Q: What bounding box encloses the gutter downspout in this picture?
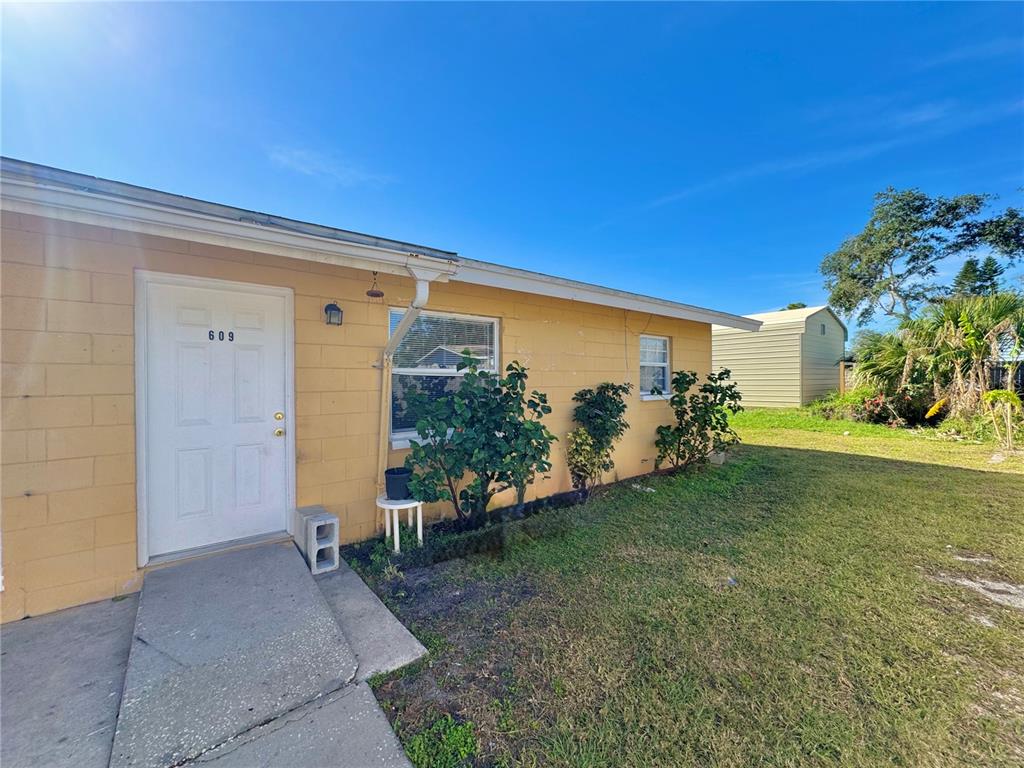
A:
[375,269,436,499]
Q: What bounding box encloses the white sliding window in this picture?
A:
[389,308,499,439]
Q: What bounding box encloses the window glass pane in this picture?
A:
[390,310,495,370]
[640,364,667,394]
[391,374,461,434]
[640,337,668,364]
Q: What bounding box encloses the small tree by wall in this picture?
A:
[571,382,633,484]
[655,369,743,470]
[404,357,555,520]
[565,428,602,496]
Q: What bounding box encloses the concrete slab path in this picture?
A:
[109,541,359,768]
[2,541,420,768]
[0,594,138,768]
[316,562,427,682]
[191,683,410,767]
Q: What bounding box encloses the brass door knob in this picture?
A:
[274,411,285,421]
[274,428,285,437]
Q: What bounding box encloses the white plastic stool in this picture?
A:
[375,495,423,553]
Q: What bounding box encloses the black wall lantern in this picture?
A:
[324,301,343,326]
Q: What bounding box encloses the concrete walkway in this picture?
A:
[2,541,421,768]
[0,594,138,768]
[316,562,427,683]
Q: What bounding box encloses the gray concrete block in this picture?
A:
[110,541,358,768]
[316,562,427,682]
[0,594,138,768]
[295,506,340,575]
[193,683,412,767]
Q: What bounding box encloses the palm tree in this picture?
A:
[854,330,921,392]
[909,292,1024,415]
[854,292,1024,417]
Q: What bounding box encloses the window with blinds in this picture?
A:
[639,335,670,395]
[389,309,498,436]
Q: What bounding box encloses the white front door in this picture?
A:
[142,276,292,558]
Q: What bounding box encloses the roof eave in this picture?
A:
[455,258,762,330]
[0,157,760,331]
[0,171,459,281]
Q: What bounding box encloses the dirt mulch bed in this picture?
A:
[370,557,541,764]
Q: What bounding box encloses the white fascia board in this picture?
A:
[454,258,762,331]
[0,178,459,280]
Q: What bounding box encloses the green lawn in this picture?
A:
[371,409,1024,767]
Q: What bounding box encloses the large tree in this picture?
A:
[953,255,1006,296]
[952,258,982,295]
[977,255,1006,294]
[821,188,1023,323]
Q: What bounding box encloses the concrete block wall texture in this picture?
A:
[0,210,710,621]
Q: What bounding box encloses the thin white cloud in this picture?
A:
[804,96,956,132]
[268,147,393,187]
[646,137,904,208]
[643,99,1023,209]
[916,37,1023,70]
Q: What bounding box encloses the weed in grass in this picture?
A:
[404,714,477,768]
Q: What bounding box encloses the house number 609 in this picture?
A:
[208,330,235,341]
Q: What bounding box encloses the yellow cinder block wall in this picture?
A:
[0,210,710,622]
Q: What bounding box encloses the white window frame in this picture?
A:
[389,307,500,446]
[639,334,671,401]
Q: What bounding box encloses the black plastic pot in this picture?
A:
[384,467,413,501]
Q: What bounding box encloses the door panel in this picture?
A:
[146,280,289,557]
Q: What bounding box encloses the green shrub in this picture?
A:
[812,384,934,426]
[935,413,997,443]
[810,387,875,421]
[571,382,632,480]
[654,369,742,470]
[405,714,477,768]
[565,427,602,494]
[404,358,554,520]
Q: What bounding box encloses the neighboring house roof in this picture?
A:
[414,345,491,366]
[0,157,760,331]
[996,333,1023,363]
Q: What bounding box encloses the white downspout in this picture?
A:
[376,272,433,498]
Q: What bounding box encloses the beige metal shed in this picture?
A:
[712,306,848,407]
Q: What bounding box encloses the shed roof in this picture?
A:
[744,305,832,324]
[714,305,847,339]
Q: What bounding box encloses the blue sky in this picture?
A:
[3,2,1022,335]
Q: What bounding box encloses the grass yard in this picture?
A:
[369,409,1024,767]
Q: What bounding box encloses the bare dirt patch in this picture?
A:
[370,558,540,761]
[936,574,1024,611]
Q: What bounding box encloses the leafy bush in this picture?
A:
[861,384,933,427]
[405,714,477,768]
[935,413,997,443]
[810,387,876,421]
[654,369,743,470]
[565,427,602,494]
[404,358,555,520]
[571,382,632,481]
[812,384,934,426]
